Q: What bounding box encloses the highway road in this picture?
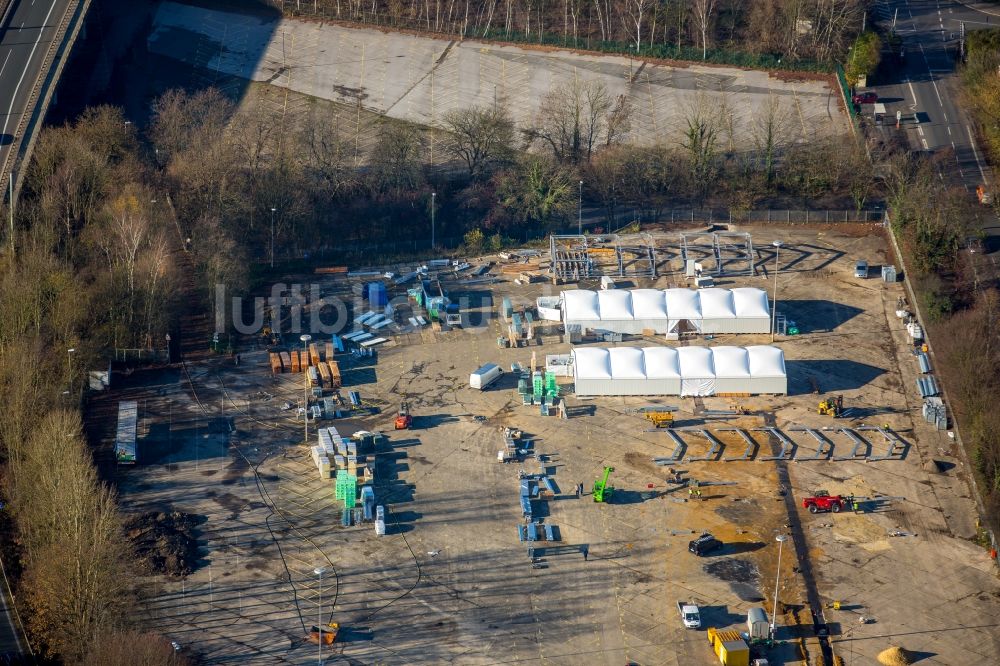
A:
[869,0,1000,246]
[0,0,71,188]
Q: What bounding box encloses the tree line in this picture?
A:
[0,106,187,662]
[271,0,867,66]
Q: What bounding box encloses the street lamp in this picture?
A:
[314,566,327,666]
[430,192,436,249]
[770,240,783,342]
[578,180,583,235]
[270,207,277,268]
[771,534,787,639]
[301,334,312,444]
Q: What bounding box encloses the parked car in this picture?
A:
[688,532,723,556]
[852,91,878,105]
[854,260,868,278]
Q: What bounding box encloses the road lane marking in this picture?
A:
[921,138,928,149]
[947,126,951,136]
[0,51,10,80]
[917,126,924,136]
[967,126,987,182]
[1,0,59,143]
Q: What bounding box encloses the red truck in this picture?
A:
[802,491,849,514]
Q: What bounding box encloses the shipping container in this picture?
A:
[309,343,321,366]
[115,401,138,465]
[328,361,342,388]
[280,351,292,369]
[269,352,283,374]
[291,351,301,373]
[325,341,334,360]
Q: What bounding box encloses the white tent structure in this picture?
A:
[572,345,787,396]
[561,287,770,335]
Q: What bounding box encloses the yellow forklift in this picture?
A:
[818,395,844,417]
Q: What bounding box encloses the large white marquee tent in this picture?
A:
[572,345,787,396]
[561,288,771,335]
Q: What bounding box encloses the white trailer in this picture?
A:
[470,363,504,390]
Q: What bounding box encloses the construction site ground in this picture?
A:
[89,224,1000,665]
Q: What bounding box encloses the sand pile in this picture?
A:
[877,646,915,666]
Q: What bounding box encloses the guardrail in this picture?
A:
[1,0,90,205]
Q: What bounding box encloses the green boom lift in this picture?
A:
[592,467,615,503]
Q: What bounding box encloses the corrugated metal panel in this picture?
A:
[916,351,932,374]
[917,376,940,398]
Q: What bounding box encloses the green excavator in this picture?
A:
[592,466,615,503]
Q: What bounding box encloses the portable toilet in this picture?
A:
[747,607,769,641]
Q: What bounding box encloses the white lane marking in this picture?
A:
[0,51,10,80]
[947,126,952,136]
[1,1,59,143]
[906,79,919,110]
[921,138,928,149]
[943,112,948,122]
[967,126,987,182]
[917,126,925,136]
[18,22,23,31]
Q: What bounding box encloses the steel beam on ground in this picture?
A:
[756,427,796,461]
[789,427,834,461]
[833,428,871,461]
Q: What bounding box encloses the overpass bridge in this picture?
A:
[0,0,91,225]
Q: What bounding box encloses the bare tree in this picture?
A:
[679,95,722,199]
[367,121,426,193]
[604,94,633,147]
[527,78,614,163]
[750,94,792,183]
[442,105,517,178]
[691,0,719,60]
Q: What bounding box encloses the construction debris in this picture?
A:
[877,646,916,666]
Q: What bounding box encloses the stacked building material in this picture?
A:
[280,351,292,369]
[317,361,332,384]
[327,361,342,388]
[325,341,335,360]
[309,343,321,366]
[291,351,301,373]
[269,352,283,373]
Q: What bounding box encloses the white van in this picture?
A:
[470,363,503,390]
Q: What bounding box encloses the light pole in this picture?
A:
[430,192,436,249]
[301,334,312,444]
[270,207,277,268]
[314,566,326,665]
[771,534,787,639]
[578,180,583,235]
[770,240,783,342]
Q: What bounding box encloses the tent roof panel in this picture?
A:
[596,290,635,320]
[607,347,647,378]
[664,289,703,319]
[563,290,601,320]
[631,289,669,319]
[572,347,612,379]
[677,346,715,378]
[641,347,681,378]
[711,346,751,377]
[699,288,737,319]
[746,345,787,376]
[731,288,771,319]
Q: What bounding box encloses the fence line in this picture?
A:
[268,208,883,262]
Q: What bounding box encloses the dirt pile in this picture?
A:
[124,511,201,577]
[877,646,915,666]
